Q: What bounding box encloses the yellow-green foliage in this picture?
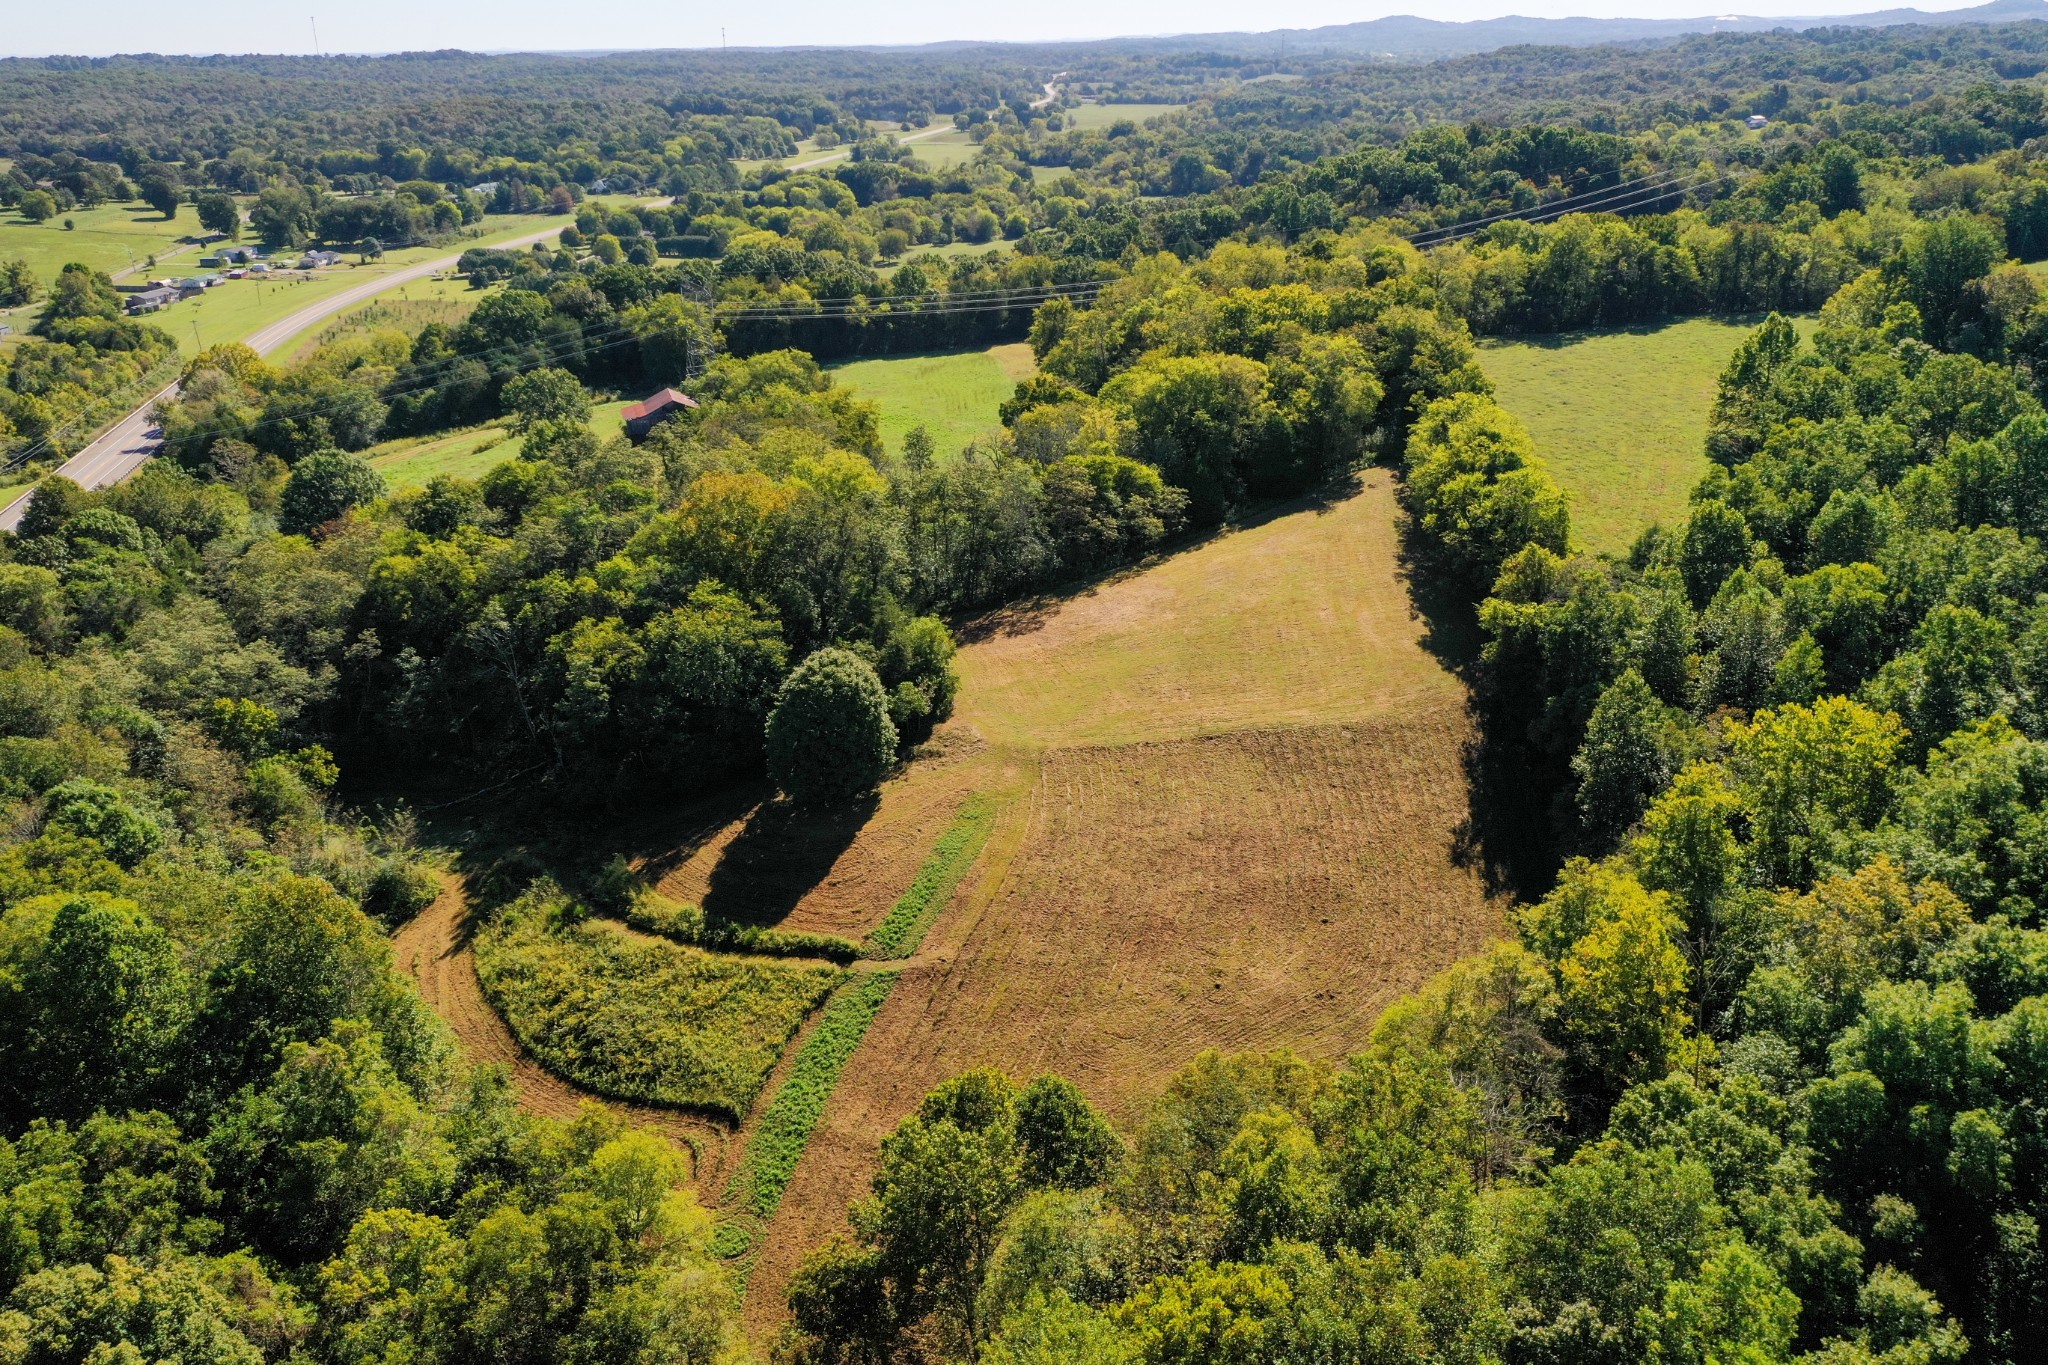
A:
[474,885,843,1119]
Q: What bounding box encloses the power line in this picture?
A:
[1416,168,1738,248]
[1405,166,1695,245]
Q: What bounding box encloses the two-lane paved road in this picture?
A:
[0,220,578,531]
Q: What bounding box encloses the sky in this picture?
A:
[0,0,1999,57]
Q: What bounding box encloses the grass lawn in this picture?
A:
[590,396,632,440]
[0,200,210,287]
[1063,102,1187,130]
[1477,314,1813,555]
[367,426,516,490]
[826,343,1034,459]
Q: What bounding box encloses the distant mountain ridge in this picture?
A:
[1147,0,2048,58]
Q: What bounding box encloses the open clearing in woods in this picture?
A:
[1477,315,1814,554]
[825,342,1036,460]
[394,465,1502,1332]
[734,468,1502,1327]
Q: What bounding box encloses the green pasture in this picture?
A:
[367,397,634,491]
[896,239,1016,268]
[1477,314,1813,555]
[826,342,1035,459]
[1062,102,1187,130]
[0,199,210,287]
[367,425,516,491]
[906,129,983,169]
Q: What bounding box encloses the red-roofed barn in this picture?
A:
[621,388,699,442]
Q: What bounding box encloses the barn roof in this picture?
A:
[621,388,700,421]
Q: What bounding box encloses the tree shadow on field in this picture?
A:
[1501,311,1786,353]
[1453,732,1568,903]
[1390,478,1562,901]
[696,793,879,928]
[1392,500,1484,677]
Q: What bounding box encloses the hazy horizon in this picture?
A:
[0,0,2002,60]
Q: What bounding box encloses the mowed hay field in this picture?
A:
[1478,315,1809,554]
[826,342,1036,459]
[738,468,1504,1326]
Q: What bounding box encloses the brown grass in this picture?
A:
[743,711,1503,1321]
[958,470,1462,747]
[646,755,990,942]
[734,471,1504,1329]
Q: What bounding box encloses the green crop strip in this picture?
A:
[723,969,899,1221]
[862,794,996,959]
[712,794,995,1275]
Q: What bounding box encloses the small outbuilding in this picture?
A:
[1746,114,1769,130]
[621,387,700,441]
[126,286,179,314]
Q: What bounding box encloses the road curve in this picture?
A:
[0,220,574,531]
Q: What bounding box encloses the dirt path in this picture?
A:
[393,877,729,1172]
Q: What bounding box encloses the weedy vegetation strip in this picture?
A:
[626,891,863,963]
[863,794,996,958]
[723,970,901,1221]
